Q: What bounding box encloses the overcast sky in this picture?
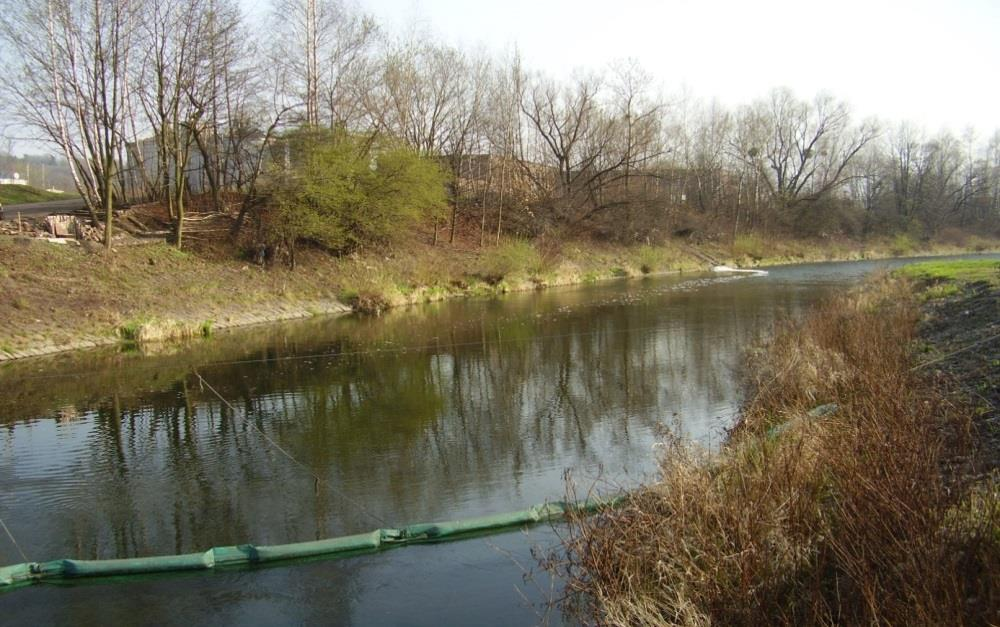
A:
[365,0,998,135]
[7,0,996,156]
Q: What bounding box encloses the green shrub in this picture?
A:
[265,127,449,264]
[118,317,150,341]
[477,240,543,283]
[637,245,661,274]
[890,233,919,256]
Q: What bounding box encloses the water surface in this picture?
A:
[2,255,994,625]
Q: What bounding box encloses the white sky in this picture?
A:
[8,0,997,156]
[366,0,999,135]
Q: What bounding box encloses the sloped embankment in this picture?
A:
[551,272,999,626]
[912,262,1000,472]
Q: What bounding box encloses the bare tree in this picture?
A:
[913,132,982,232]
[270,0,375,128]
[846,138,888,217]
[478,51,523,245]
[684,101,732,217]
[607,59,663,195]
[734,89,878,217]
[138,0,218,248]
[518,66,666,238]
[887,123,923,219]
[366,38,465,155]
[1,0,141,249]
[987,131,1000,219]
[183,0,252,214]
[520,72,602,200]
[442,51,490,243]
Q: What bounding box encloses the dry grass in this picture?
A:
[0,238,343,352]
[551,277,1000,626]
[1,219,995,355]
[0,232,706,353]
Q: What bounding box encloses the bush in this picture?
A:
[936,226,969,247]
[732,233,767,260]
[345,290,390,316]
[265,127,448,265]
[637,245,663,274]
[966,235,994,252]
[792,200,866,238]
[629,244,690,274]
[476,240,543,283]
[890,232,920,256]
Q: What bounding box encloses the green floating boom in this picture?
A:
[0,499,617,592]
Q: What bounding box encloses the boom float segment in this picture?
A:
[0,499,616,591]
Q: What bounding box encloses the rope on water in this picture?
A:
[0,516,29,564]
[193,369,389,528]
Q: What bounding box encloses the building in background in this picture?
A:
[0,172,28,186]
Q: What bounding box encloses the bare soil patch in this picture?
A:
[918,281,1000,472]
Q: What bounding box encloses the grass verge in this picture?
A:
[0,184,74,204]
[0,228,996,358]
[895,258,1000,286]
[551,275,999,625]
[0,235,704,356]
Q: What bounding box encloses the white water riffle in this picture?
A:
[712,265,769,276]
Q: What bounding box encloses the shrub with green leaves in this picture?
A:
[890,232,919,256]
[477,240,543,283]
[266,128,448,264]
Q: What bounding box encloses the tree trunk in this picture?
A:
[103,159,115,251]
[495,157,506,245]
[175,188,184,250]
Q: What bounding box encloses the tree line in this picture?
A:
[1,0,997,253]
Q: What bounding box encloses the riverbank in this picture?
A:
[552,260,999,625]
[0,230,997,362]
[903,260,1000,473]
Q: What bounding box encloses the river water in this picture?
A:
[1,255,994,625]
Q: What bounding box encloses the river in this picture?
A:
[1,255,993,625]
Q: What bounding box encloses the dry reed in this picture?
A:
[550,277,1000,626]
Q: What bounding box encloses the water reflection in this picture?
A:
[4,255,992,625]
[0,271,805,563]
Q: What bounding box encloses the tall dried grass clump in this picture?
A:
[552,277,999,626]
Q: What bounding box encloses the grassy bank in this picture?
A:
[0,229,997,361]
[0,234,707,359]
[0,184,74,204]
[896,258,1000,299]
[725,230,998,266]
[553,268,999,625]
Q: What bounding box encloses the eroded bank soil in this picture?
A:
[919,281,1000,471]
